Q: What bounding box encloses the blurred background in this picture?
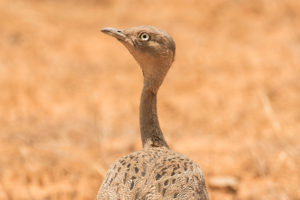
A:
[0,0,299,199]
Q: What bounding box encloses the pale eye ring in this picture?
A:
[140,32,150,41]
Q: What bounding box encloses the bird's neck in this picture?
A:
[140,84,169,149]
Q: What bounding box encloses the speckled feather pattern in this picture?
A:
[97,147,209,200]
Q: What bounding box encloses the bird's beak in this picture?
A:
[101,27,127,41]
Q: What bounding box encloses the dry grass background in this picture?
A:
[0,0,299,199]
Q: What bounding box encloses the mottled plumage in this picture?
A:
[97,26,209,200]
[97,148,208,200]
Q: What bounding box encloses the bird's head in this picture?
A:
[101,25,176,92]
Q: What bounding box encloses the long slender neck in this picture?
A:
[140,84,169,149]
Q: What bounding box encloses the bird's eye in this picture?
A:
[140,32,150,41]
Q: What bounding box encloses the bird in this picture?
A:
[97,25,209,200]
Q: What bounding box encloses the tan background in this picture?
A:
[0,0,299,199]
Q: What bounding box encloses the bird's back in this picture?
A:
[97,147,209,200]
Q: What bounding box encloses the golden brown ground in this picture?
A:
[0,0,299,199]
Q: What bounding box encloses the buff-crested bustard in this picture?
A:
[97,25,209,200]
